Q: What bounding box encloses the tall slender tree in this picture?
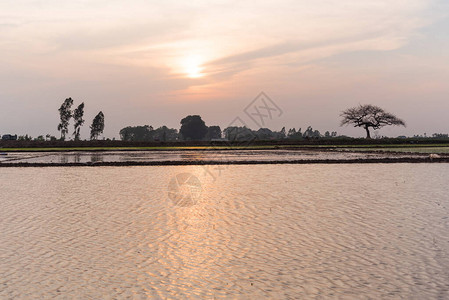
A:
[57,98,74,140]
[73,102,85,141]
[90,111,105,140]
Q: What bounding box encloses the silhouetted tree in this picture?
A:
[280,127,286,139]
[287,128,303,139]
[287,128,296,137]
[90,111,105,140]
[223,126,255,141]
[256,128,274,140]
[340,104,405,138]
[432,133,449,138]
[73,102,85,140]
[206,126,222,140]
[119,125,178,141]
[18,134,32,141]
[303,126,321,138]
[57,97,73,140]
[153,126,178,141]
[120,125,153,141]
[179,115,208,141]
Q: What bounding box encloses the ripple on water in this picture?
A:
[0,164,449,298]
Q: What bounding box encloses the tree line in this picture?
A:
[3,103,442,142]
[117,104,411,141]
[119,115,339,141]
[57,98,105,140]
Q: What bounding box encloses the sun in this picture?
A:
[182,55,204,78]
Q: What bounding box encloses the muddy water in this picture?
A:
[1,164,449,298]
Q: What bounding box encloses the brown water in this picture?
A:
[1,164,449,299]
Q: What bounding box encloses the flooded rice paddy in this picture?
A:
[1,148,448,165]
[1,163,449,298]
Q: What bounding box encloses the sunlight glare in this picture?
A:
[183,55,204,78]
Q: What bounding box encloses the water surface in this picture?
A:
[0,149,439,165]
[1,164,448,298]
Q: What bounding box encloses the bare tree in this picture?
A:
[340,104,405,138]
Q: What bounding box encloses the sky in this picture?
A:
[0,0,448,139]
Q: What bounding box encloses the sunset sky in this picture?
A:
[1,0,448,138]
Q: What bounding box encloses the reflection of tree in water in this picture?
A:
[180,152,207,161]
[90,153,104,163]
[74,153,81,163]
[59,154,69,164]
